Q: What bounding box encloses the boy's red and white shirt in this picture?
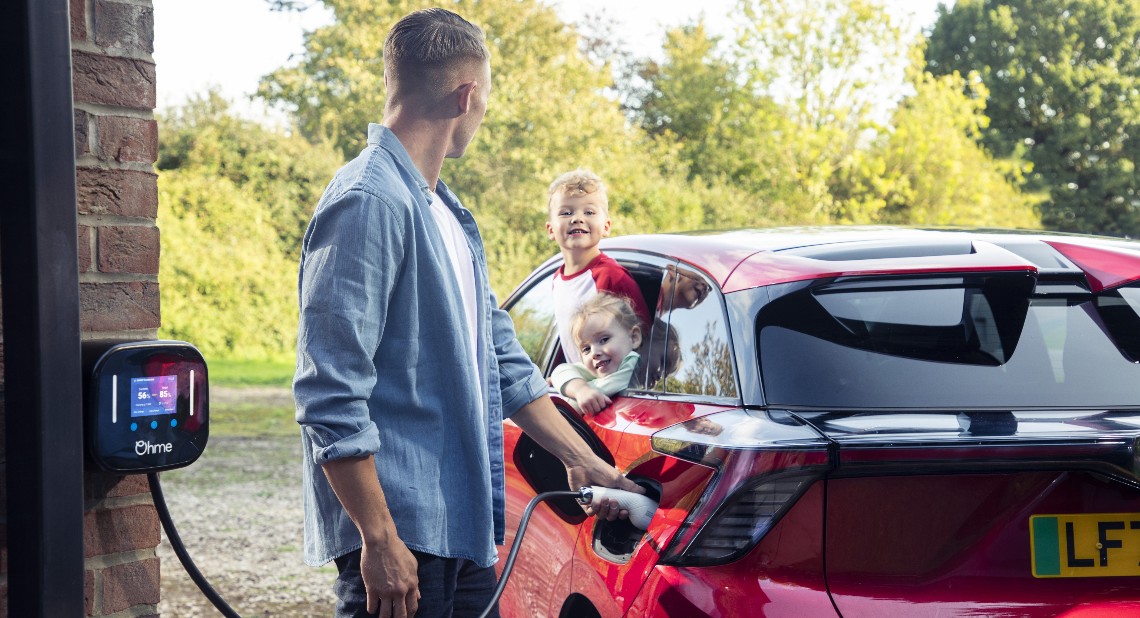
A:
[551,252,652,363]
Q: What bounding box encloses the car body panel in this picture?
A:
[499,227,1140,617]
[500,418,583,618]
[631,482,833,618]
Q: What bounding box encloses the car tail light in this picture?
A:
[651,409,832,566]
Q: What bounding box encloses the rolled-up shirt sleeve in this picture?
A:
[294,187,405,463]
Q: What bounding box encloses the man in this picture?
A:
[293,8,642,618]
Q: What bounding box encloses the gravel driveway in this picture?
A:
[156,388,337,617]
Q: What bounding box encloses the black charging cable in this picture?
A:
[478,489,583,618]
[148,472,243,618]
[150,474,583,618]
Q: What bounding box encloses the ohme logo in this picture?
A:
[136,440,173,456]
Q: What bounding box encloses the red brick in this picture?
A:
[78,224,93,273]
[83,504,160,558]
[86,472,150,501]
[95,116,157,165]
[71,0,87,42]
[79,281,160,332]
[72,51,155,109]
[99,558,160,614]
[85,569,95,617]
[76,168,158,218]
[95,0,153,54]
[75,108,90,158]
[97,225,159,274]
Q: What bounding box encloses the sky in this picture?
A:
[152,0,951,117]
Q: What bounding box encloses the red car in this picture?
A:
[498,227,1140,617]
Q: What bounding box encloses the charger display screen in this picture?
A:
[130,375,178,417]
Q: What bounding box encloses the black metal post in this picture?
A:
[0,0,87,615]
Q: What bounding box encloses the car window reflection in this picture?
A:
[656,266,738,398]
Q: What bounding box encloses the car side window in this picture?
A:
[505,272,558,373]
[656,265,738,398]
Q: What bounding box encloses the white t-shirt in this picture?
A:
[428,191,483,412]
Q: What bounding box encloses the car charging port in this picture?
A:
[591,478,661,563]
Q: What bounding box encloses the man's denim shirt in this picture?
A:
[294,124,547,568]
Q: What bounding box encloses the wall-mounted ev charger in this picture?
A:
[82,339,242,616]
[82,339,208,473]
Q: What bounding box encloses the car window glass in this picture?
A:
[1095,285,1140,361]
[506,274,558,372]
[656,266,737,398]
[757,274,1140,408]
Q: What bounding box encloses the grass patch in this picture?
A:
[211,402,297,438]
[210,358,295,387]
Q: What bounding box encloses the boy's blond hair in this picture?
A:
[546,168,608,212]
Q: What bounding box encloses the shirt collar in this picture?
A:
[367,123,461,209]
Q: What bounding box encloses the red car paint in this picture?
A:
[498,228,1140,617]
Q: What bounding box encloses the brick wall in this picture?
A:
[72,0,163,615]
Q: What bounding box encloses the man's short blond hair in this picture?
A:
[383,8,491,105]
[546,168,608,211]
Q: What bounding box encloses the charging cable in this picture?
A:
[148,472,242,618]
[478,486,659,618]
[150,473,656,618]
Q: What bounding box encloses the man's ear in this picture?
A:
[457,80,478,114]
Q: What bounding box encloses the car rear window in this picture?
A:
[757,274,1140,408]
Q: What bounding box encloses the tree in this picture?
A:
[158,91,342,262]
[831,44,1042,227]
[629,22,805,223]
[259,0,754,294]
[926,0,1140,236]
[157,94,342,360]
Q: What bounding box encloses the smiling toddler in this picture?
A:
[550,292,643,414]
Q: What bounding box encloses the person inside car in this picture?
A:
[551,293,643,414]
[544,169,652,364]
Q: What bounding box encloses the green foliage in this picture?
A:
[832,45,1042,226]
[159,92,342,262]
[260,0,746,296]
[159,170,298,359]
[631,23,802,218]
[925,0,1140,236]
[157,94,342,360]
[626,0,1037,229]
[210,358,297,387]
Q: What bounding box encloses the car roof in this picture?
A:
[599,226,1140,294]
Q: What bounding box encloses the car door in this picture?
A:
[499,264,587,618]
[572,261,745,617]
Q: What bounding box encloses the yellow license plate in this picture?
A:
[1031,513,1140,578]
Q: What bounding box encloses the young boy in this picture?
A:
[545,169,652,363]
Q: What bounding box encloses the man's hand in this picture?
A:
[510,395,644,522]
[566,457,644,521]
[361,536,420,618]
[564,379,612,415]
[321,455,420,617]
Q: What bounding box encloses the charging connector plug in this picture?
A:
[576,486,659,530]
